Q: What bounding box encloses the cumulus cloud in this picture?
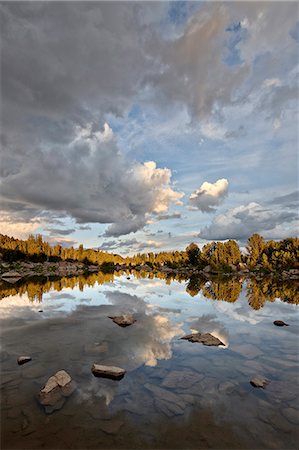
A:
[189,179,229,212]
[1,1,297,240]
[1,123,182,236]
[0,3,183,237]
[199,201,298,241]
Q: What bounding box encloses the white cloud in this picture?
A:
[1,126,182,237]
[0,212,41,239]
[200,121,227,141]
[189,178,229,212]
[199,201,298,241]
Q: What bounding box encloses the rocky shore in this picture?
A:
[1,259,298,284]
[0,261,100,282]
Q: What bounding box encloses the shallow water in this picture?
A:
[1,272,298,449]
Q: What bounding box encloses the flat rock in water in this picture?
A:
[108,315,136,327]
[273,320,289,327]
[17,356,32,365]
[91,364,126,380]
[250,377,270,388]
[181,332,225,346]
[38,370,76,413]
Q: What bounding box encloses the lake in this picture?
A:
[1,272,298,449]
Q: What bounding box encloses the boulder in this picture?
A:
[250,377,270,388]
[91,364,126,380]
[38,370,76,414]
[181,332,225,346]
[108,315,136,327]
[1,271,22,278]
[273,320,289,327]
[17,356,32,366]
[203,265,211,273]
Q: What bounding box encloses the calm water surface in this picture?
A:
[1,272,298,449]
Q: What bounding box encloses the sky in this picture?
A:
[0,1,298,255]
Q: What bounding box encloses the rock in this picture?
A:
[273,320,289,327]
[17,356,32,366]
[203,265,211,273]
[232,343,263,359]
[281,407,299,425]
[38,370,76,413]
[54,370,72,387]
[0,350,9,363]
[161,370,200,389]
[126,277,130,280]
[108,315,136,327]
[83,342,108,355]
[98,419,124,435]
[181,332,225,346]
[1,270,22,279]
[144,383,186,417]
[265,381,297,402]
[45,397,66,414]
[38,310,43,313]
[250,377,270,388]
[218,381,238,394]
[91,364,126,380]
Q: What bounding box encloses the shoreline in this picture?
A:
[1,260,299,283]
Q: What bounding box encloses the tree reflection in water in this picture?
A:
[0,270,298,308]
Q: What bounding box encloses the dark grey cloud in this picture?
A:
[46,228,76,236]
[156,213,182,220]
[99,237,161,253]
[99,238,138,252]
[269,191,299,209]
[78,225,92,231]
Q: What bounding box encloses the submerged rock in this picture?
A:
[91,364,126,380]
[181,332,225,346]
[144,383,187,417]
[17,356,32,366]
[250,377,271,388]
[161,370,200,389]
[273,320,289,327]
[98,418,124,435]
[38,370,76,414]
[108,315,136,327]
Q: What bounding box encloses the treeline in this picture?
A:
[0,233,298,272]
[185,234,299,272]
[0,234,124,265]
